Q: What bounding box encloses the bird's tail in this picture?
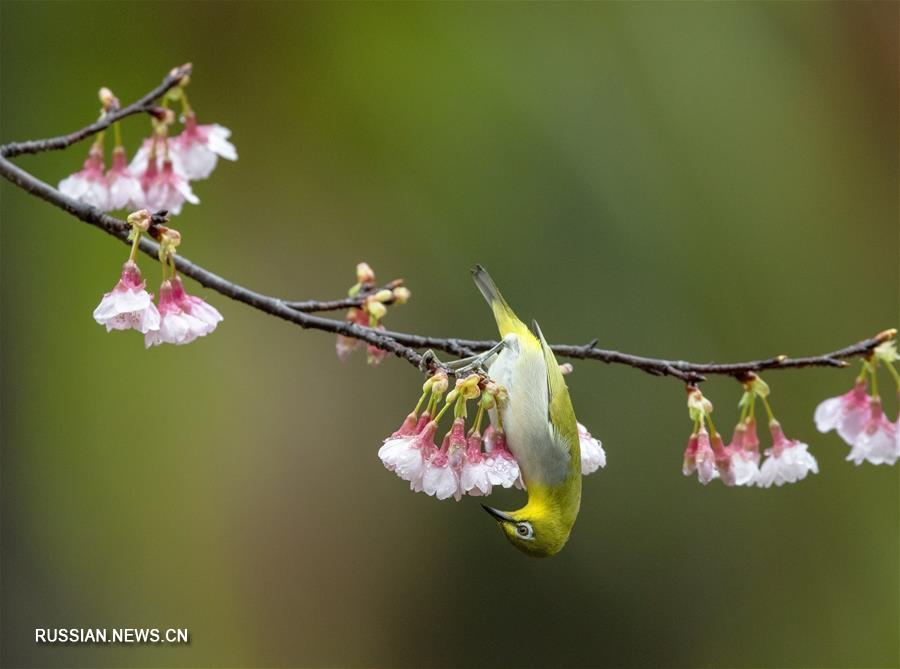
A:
[471,265,531,339]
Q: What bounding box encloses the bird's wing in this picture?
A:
[533,320,579,454]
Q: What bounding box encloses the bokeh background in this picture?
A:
[2,2,897,668]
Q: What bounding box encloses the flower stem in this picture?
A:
[705,413,719,439]
[760,395,776,423]
[412,391,428,418]
[180,88,193,117]
[453,395,466,420]
[433,398,454,425]
[113,121,122,148]
[128,230,142,263]
[885,362,900,391]
[870,363,879,398]
[469,404,485,436]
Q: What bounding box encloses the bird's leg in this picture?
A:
[419,340,506,375]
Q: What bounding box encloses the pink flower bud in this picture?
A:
[392,286,411,304]
[126,208,152,231]
[356,262,375,285]
[365,298,387,320]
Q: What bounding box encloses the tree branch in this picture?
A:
[0,65,892,385]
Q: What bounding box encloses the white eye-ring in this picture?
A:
[515,522,534,540]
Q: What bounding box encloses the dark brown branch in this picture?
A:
[0,64,893,385]
[0,64,192,158]
[285,279,405,312]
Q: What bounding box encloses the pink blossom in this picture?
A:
[143,159,199,215]
[144,276,222,347]
[683,426,718,484]
[335,308,368,362]
[459,430,493,496]
[483,427,522,489]
[388,420,437,491]
[170,113,237,180]
[847,397,898,466]
[92,261,160,333]
[105,146,144,210]
[391,412,420,438]
[335,335,358,362]
[682,432,699,476]
[128,138,160,176]
[59,144,109,210]
[422,433,461,501]
[742,417,761,458]
[716,420,761,487]
[814,380,870,446]
[379,434,415,473]
[366,325,389,366]
[577,422,606,474]
[709,431,738,486]
[756,421,819,487]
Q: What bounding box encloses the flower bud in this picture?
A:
[687,388,712,421]
[356,262,375,285]
[558,363,574,375]
[160,227,181,247]
[365,298,387,320]
[456,373,481,400]
[170,63,192,87]
[431,372,449,395]
[160,108,176,126]
[126,209,152,232]
[747,375,770,398]
[392,286,411,305]
[98,87,119,111]
[874,340,899,364]
[373,289,393,303]
[157,228,182,264]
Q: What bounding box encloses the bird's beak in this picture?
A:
[481,505,512,522]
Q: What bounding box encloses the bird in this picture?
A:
[472,265,582,557]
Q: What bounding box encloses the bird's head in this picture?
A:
[482,490,579,558]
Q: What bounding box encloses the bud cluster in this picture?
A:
[59,74,237,215]
[92,210,222,347]
[682,376,819,488]
[815,340,899,466]
[335,262,412,366]
[378,372,522,501]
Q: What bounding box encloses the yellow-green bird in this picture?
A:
[472,265,582,557]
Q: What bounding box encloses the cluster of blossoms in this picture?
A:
[379,369,606,501]
[815,341,899,466]
[60,77,236,215]
[335,262,411,365]
[379,373,520,500]
[92,209,222,346]
[682,376,818,488]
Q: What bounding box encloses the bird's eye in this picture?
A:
[515,523,534,540]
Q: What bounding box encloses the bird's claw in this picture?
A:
[418,341,506,376]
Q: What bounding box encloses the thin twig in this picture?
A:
[0,64,192,158]
[285,279,404,312]
[0,65,892,385]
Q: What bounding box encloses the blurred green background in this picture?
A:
[2,2,897,668]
